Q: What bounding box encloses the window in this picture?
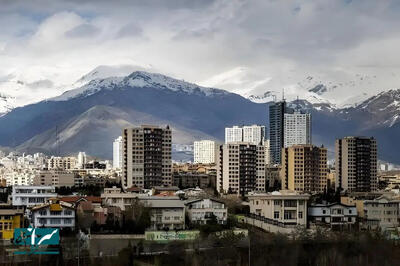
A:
[39,210,47,216]
[284,210,296,220]
[64,219,72,224]
[50,211,61,216]
[284,200,297,207]
[274,211,279,219]
[298,212,303,219]
[50,219,61,224]
[322,210,326,214]
[64,210,72,215]
[274,200,281,206]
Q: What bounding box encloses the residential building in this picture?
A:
[113,136,123,169]
[264,139,270,165]
[47,156,77,170]
[31,199,75,229]
[308,203,357,229]
[0,207,24,240]
[173,172,211,189]
[101,186,139,211]
[140,197,185,230]
[193,140,217,164]
[77,152,87,169]
[363,196,399,230]
[265,165,281,189]
[12,185,57,208]
[33,170,79,187]
[225,125,266,145]
[185,198,228,225]
[269,101,286,165]
[122,125,172,189]
[248,190,310,226]
[216,143,266,195]
[225,126,243,144]
[281,145,327,193]
[335,136,378,192]
[283,111,311,148]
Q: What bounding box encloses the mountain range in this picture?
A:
[0,67,400,163]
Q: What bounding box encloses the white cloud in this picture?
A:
[0,0,400,107]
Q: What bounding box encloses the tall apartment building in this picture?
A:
[269,101,286,165]
[335,136,377,192]
[77,152,87,169]
[284,111,311,148]
[281,144,327,193]
[225,125,265,145]
[193,140,216,164]
[47,156,77,170]
[113,136,123,169]
[122,125,172,189]
[269,101,312,165]
[216,143,265,195]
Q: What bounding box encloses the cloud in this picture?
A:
[116,23,143,38]
[0,0,400,107]
[65,23,100,38]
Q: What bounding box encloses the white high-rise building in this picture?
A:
[77,152,87,169]
[113,136,123,169]
[193,140,216,164]
[225,125,265,145]
[225,126,243,144]
[264,139,270,165]
[284,111,311,148]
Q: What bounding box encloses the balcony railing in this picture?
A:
[247,213,298,228]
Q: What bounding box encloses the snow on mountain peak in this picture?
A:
[50,71,228,102]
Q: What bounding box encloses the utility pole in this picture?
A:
[248,233,251,266]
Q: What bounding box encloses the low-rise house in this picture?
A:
[185,198,228,225]
[363,196,399,230]
[12,185,57,208]
[0,207,24,240]
[101,186,139,211]
[140,197,185,230]
[308,203,357,229]
[248,190,310,227]
[31,199,75,229]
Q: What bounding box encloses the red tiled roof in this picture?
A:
[59,196,102,204]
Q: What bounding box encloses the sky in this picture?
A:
[1,0,400,107]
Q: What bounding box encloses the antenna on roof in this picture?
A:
[282,88,285,101]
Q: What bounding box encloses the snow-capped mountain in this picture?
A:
[345,89,400,128]
[51,71,229,102]
[0,93,15,115]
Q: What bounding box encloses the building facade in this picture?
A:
[363,196,399,230]
[12,185,57,208]
[122,125,172,189]
[335,136,377,192]
[216,143,265,195]
[47,156,77,170]
[283,111,311,148]
[34,170,78,187]
[31,199,75,229]
[269,101,286,165]
[185,198,228,225]
[113,136,123,169]
[225,125,265,145]
[193,140,217,164]
[248,191,310,226]
[308,203,357,229]
[0,208,24,240]
[140,197,185,230]
[281,145,327,193]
